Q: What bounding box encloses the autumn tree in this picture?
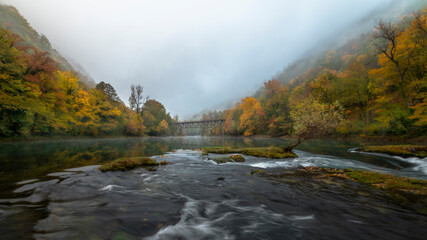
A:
[141,99,174,136]
[239,97,265,136]
[223,104,242,135]
[371,19,409,105]
[284,97,344,151]
[96,81,120,102]
[129,84,144,114]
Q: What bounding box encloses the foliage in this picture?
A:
[0,5,94,85]
[223,97,265,136]
[290,97,344,140]
[96,81,121,102]
[0,25,173,138]
[141,99,175,136]
[216,6,427,138]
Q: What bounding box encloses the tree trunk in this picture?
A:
[282,138,303,152]
[394,62,408,108]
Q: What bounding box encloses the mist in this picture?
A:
[1,0,400,119]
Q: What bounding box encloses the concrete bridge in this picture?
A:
[173,119,225,129]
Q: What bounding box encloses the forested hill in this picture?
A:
[204,5,426,138]
[268,0,426,89]
[0,5,94,86]
[0,5,176,138]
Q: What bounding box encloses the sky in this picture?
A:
[1,0,394,119]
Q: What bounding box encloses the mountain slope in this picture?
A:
[0,5,95,86]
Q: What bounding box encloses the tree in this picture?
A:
[371,19,409,105]
[284,97,344,151]
[96,81,120,102]
[129,84,144,114]
[239,97,265,136]
[141,99,173,136]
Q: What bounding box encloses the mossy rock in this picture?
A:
[99,157,159,172]
[212,156,234,164]
[203,146,242,154]
[230,155,245,162]
[361,145,427,158]
[299,167,427,208]
[211,154,245,164]
[200,149,209,155]
[203,146,297,159]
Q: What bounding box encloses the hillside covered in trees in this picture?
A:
[205,6,426,139]
[0,5,175,138]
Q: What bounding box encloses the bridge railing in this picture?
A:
[172,119,225,129]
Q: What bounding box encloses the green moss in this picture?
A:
[345,169,426,192]
[212,156,234,164]
[211,155,245,164]
[203,146,242,154]
[99,157,159,172]
[203,146,297,158]
[241,147,297,158]
[299,167,427,209]
[229,155,245,162]
[362,145,427,158]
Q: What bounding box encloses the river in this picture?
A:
[0,136,426,239]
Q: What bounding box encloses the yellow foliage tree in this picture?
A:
[239,97,265,136]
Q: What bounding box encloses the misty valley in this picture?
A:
[0,0,426,239]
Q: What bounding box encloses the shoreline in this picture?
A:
[1,134,426,145]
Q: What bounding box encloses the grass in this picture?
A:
[361,145,427,158]
[202,146,297,158]
[99,157,159,172]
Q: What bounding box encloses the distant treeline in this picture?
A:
[203,7,426,138]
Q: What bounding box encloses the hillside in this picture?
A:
[206,5,426,138]
[0,5,176,138]
[0,5,95,86]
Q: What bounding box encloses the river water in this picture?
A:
[0,136,426,239]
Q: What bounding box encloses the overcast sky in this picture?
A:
[1,0,393,119]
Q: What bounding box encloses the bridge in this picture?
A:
[173,119,225,129]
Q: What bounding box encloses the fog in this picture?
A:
[1,0,397,119]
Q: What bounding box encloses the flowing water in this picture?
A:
[0,136,426,239]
